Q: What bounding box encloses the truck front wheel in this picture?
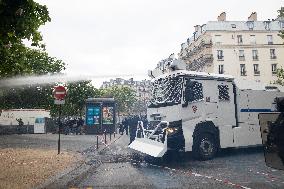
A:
[193,133,218,160]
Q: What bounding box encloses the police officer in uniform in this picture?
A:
[129,115,139,144]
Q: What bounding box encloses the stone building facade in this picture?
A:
[178,12,284,84]
[101,78,151,105]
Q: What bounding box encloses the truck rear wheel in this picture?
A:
[193,133,217,160]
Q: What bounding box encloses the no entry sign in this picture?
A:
[54,86,66,104]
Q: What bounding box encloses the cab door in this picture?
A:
[216,81,235,147]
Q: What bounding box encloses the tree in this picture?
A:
[100,86,137,114]
[278,7,284,39]
[0,48,66,111]
[130,99,147,115]
[0,0,54,77]
[0,46,65,76]
[0,0,50,48]
[60,81,100,117]
[276,7,284,85]
[0,0,67,114]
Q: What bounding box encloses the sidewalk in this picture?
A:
[39,133,124,189]
[0,132,123,189]
[81,132,122,155]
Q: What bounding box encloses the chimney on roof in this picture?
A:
[248,12,257,21]
[194,25,201,32]
[217,12,226,21]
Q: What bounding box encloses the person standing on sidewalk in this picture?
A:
[122,117,129,135]
[128,115,139,144]
[119,122,124,135]
[16,118,24,134]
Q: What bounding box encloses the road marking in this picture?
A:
[248,169,283,183]
[129,158,251,189]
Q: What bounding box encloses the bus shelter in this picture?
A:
[85,98,116,134]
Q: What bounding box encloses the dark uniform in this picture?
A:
[119,123,124,135]
[142,115,148,130]
[129,115,139,144]
[122,118,129,135]
[76,118,84,135]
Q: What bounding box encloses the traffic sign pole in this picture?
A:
[58,104,61,154]
[53,85,66,155]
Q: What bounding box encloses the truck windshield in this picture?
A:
[148,76,184,108]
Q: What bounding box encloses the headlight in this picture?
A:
[166,127,178,134]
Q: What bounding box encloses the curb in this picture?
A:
[36,134,123,189]
[97,134,123,153]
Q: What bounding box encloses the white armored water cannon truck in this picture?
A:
[129,60,284,160]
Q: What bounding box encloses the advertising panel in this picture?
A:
[86,106,101,126]
[102,106,114,124]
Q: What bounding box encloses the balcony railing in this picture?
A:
[187,54,214,71]
[217,56,224,61]
[241,71,247,76]
[239,56,245,61]
[254,71,260,75]
[203,54,214,63]
[253,56,259,61]
[270,55,277,59]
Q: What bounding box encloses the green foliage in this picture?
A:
[276,7,284,84]
[0,0,67,114]
[0,80,100,118]
[0,85,53,110]
[0,45,65,76]
[276,68,284,85]
[58,81,100,117]
[0,0,61,77]
[0,0,50,48]
[278,7,284,39]
[100,86,137,114]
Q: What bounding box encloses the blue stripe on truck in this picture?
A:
[240,109,272,112]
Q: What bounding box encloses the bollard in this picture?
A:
[104,131,107,144]
[96,135,99,149]
[114,131,115,138]
[110,132,112,141]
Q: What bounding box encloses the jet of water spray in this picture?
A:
[0,73,147,88]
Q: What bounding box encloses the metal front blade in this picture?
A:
[128,138,167,157]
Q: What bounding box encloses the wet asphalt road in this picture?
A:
[74,135,284,189]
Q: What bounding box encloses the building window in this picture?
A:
[218,85,230,101]
[247,21,254,30]
[231,24,236,28]
[218,65,224,74]
[270,49,276,59]
[217,50,224,60]
[237,35,243,44]
[272,64,277,75]
[239,50,245,61]
[250,35,256,44]
[252,50,258,61]
[215,35,221,45]
[280,21,284,29]
[253,64,260,75]
[264,21,271,30]
[267,35,273,45]
[240,64,246,76]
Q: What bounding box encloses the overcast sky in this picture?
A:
[37,0,283,87]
